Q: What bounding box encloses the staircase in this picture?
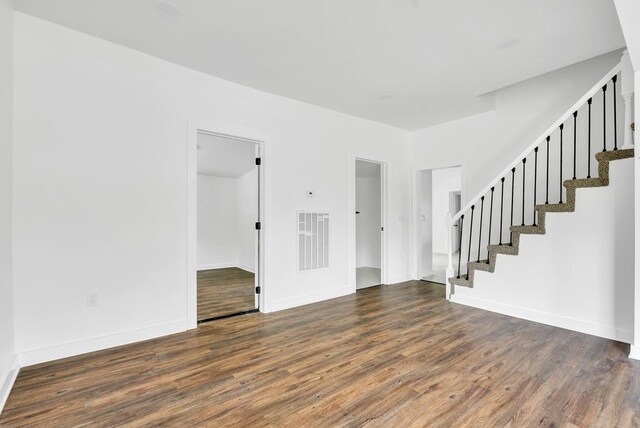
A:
[445,58,635,295]
[449,148,633,288]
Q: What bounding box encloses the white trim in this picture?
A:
[386,274,413,284]
[187,120,268,329]
[449,62,622,224]
[381,162,388,284]
[18,320,187,368]
[197,262,237,271]
[629,345,640,360]
[451,294,633,343]
[264,287,352,313]
[236,264,255,274]
[0,356,19,415]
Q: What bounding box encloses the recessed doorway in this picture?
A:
[195,132,261,322]
[355,159,385,289]
[417,166,462,284]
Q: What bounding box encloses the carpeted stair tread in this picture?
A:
[536,203,572,213]
[467,260,494,273]
[487,244,519,255]
[449,276,473,288]
[564,177,606,189]
[448,149,633,291]
[510,225,545,235]
[595,149,634,161]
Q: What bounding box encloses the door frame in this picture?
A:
[411,164,464,280]
[350,157,388,289]
[187,120,267,329]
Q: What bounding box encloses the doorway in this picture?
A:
[195,132,261,322]
[449,191,462,254]
[355,159,384,289]
[417,166,462,284]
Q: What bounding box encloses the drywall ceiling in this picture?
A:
[197,133,256,178]
[12,0,625,130]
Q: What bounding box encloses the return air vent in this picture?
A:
[297,211,329,271]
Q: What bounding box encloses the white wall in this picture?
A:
[11,13,412,365]
[236,168,258,272]
[614,0,640,70]
[412,51,623,201]
[197,175,238,270]
[613,0,640,360]
[431,167,461,254]
[355,165,381,269]
[453,158,634,343]
[412,49,632,344]
[414,51,624,266]
[0,0,16,413]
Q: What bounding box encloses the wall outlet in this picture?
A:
[87,292,99,307]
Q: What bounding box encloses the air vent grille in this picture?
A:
[297,211,329,271]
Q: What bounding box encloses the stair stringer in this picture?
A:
[450,154,634,342]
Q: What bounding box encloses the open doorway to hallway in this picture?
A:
[355,159,385,289]
[196,132,260,322]
[417,166,462,284]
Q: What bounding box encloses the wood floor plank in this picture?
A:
[1,281,640,427]
[197,267,255,320]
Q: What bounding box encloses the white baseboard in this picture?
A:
[386,274,413,285]
[18,320,187,368]
[236,264,255,273]
[451,294,633,344]
[197,263,255,273]
[418,270,434,278]
[0,356,19,415]
[630,345,640,360]
[264,287,353,313]
[197,262,236,271]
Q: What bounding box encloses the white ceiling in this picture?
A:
[197,133,256,178]
[12,0,625,130]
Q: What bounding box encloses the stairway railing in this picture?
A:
[445,59,630,297]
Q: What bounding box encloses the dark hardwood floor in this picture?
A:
[2,281,639,427]
[197,267,255,321]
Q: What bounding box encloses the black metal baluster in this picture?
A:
[499,178,505,245]
[545,136,550,204]
[533,147,538,225]
[487,187,494,264]
[456,214,464,278]
[477,197,484,263]
[573,111,577,179]
[587,98,592,178]
[603,84,607,152]
[613,75,618,151]
[521,158,526,226]
[467,206,475,277]
[559,124,564,204]
[510,168,515,245]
